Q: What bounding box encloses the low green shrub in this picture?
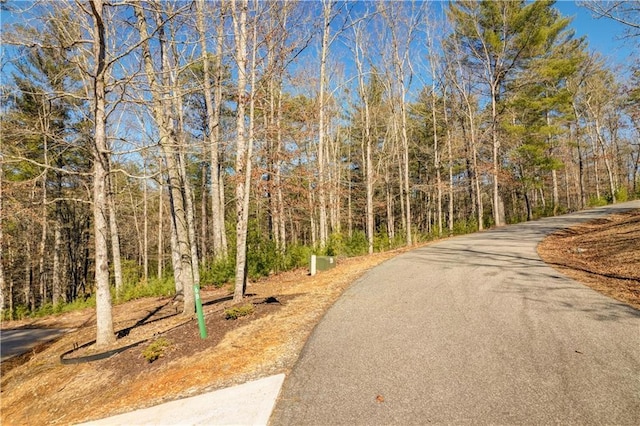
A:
[615,186,628,202]
[33,303,55,317]
[246,225,280,279]
[345,230,369,256]
[532,204,558,220]
[373,232,405,252]
[119,259,144,290]
[118,276,175,303]
[224,304,254,320]
[283,244,311,269]
[142,337,172,363]
[201,257,235,287]
[60,295,96,312]
[453,218,478,235]
[4,304,30,321]
[588,196,608,207]
[325,233,344,256]
[373,232,388,253]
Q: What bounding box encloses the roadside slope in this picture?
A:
[538,208,640,309]
[0,251,403,425]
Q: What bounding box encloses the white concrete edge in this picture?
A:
[78,373,286,426]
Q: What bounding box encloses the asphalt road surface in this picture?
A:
[0,328,68,361]
[271,202,640,425]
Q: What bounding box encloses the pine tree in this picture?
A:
[506,35,586,217]
[447,0,571,226]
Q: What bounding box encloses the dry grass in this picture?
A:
[1,250,403,425]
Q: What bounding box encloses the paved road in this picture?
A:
[0,328,68,361]
[271,202,640,425]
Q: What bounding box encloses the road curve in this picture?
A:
[271,202,640,425]
[0,328,68,361]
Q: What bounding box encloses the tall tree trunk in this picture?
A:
[0,156,5,318]
[366,111,374,254]
[473,136,483,228]
[197,0,227,261]
[215,2,229,258]
[231,0,252,302]
[134,3,194,315]
[590,125,601,200]
[169,205,182,294]
[400,96,412,247]
[157,183,164,279]
[632,144,640,196]
[143,169,149,283]
[385,2,419,245]
[334,133,343,234]
[25,241,34,312]
[452,45,483,230]
[167,15,201,288]
[564,166,571,211]
[594,117,616,202]
[385,163,395,241]
[38,169,48,308]
[240,0,257,292]
[317,0,332,249]
[268,75,279,248]
[89,0,115,348]
[201,164,207,261]
[546,113,560,215]
[397,146,406,237]
[352,22,374,254]
[572,105,586,209]
[551,169,559,214]
[264,5,289,252]
[179,149,200,286]
[128,185,143,266]
[309,182,317,247]
[108,173,123,297]
[8,279,13,320]
[432,85,443,236]
[276,84,287,250]
[491,82,502,227]
[164,112,196,314]
[461,118,476,220]
[347,140,353,238]
[52,212,61,306]
[443,88,454,233]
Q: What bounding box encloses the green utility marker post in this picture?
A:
[194,284,207,339]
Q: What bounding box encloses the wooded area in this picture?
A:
[1,1,638,347]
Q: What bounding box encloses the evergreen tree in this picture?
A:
[447,0,571,225]
[505,35,586,218]
[2,14,91,313]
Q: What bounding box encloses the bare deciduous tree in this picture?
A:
[133,1,195,315]
[88,0,115,347]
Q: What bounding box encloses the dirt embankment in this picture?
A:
[537,209,640,310]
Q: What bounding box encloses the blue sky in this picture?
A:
[1,0,635,95]
[553,0,637,68]
[1,1,634,66]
